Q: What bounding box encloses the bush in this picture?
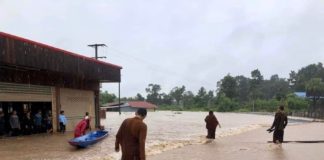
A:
[255,99,279,112]
[156,93,310,112]
[236,107,251,112]
[286,94,309,111]
[216,95,239,112]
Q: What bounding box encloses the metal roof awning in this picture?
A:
[0,32,122,82]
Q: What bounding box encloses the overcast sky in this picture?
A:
[1,0,324,97]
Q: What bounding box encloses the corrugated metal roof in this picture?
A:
[0,32,122,69]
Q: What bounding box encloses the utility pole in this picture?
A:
[88,43,122,116]
[88,44,107,59]
[88,43,106,128]
[118,82,121,115]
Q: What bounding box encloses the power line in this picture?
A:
[106,46,215,87]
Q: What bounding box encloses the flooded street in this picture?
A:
[0,111,274,160]
[149,122,324,160]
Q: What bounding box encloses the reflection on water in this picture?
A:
[0,111,274,160]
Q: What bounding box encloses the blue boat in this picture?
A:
[68,130,109,148]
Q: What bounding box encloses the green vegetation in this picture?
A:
[101,62,324,113]
[99,91,116,105]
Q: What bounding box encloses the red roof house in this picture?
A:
[101,101,158,112]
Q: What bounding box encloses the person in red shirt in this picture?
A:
[74,119,88,138]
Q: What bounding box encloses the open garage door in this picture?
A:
[0,82,53,135]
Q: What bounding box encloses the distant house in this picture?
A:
[101,101,158,112]
[294,92,324,99]
[294,92,307,98]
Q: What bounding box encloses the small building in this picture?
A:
[102,101,158,112]
[0,32,122,132]
[294,92,307,98]
[294,92,324,99]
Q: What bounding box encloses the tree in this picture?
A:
[250,69,264,111]
[219,74,237,99]
[135,93,145,101]
[160,93,173,105]
[294,63,324,91]
[306,78,324,116]
[99,91,116,105]
[216,94,239,112]
[273,78,290,101]
[235,75,250,102]
[286,93,309,111]
[183,91,195,108]
[207,90,215,108]
[251,69,264,82]
[145,84,162,104]
[121,97,133,101]
[169,85,186,105]
[195,87,209,108]
[288,71,297,90]
[270,74,279,81]
[261,75,290,100]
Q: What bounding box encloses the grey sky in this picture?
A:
[1,0,324,97]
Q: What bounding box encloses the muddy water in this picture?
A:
[0,111,274,160]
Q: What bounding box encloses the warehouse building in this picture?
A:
[0,32,121,132]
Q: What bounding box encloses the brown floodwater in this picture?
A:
[0,111,275,160]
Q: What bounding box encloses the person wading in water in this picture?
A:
[267,105,288,145]
[205,111,221,139]
[115,108,147,160]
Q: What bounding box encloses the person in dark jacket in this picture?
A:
[10,110,20,136]
[44,112,53,133]
[34,110,42,133]
[0,111,5,136]
[267,105,288,144]
[115,108,147,160]
[22,111,33,135]
[205,111,221,139]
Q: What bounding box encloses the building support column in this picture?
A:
[55,86,61,132]
[94,82,100,128]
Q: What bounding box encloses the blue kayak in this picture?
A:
[68,130,109,148]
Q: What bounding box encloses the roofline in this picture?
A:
[0,32,122,69]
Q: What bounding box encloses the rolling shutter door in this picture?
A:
[60,88,95,131]
[0,82,52,102]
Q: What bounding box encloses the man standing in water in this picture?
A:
[205,111,221,139]
[267,105,288,144]
[115,108,147,160]
[59,110,67,134]
[10,110,21,136]
[0,111,5,136]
